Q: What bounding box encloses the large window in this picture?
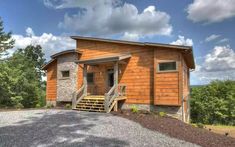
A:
[61,70,70,78]
[158,61,177,72]
[87,73,94,84]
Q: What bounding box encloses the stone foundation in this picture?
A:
[46,101,56,107]
[121,104,183,121]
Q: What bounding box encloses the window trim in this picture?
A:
[157,60,178,73]
[87,72,94,84]
[60,70,70,79]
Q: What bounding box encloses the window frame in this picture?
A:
[87,72,94,84]
[157,60,178,73]
[61,70,70,79]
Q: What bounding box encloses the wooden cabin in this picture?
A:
[42,36,195,122]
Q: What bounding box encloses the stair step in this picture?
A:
[77,103,104,106]
[76,108,105,112]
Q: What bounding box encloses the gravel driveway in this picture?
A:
[0,109,199,147]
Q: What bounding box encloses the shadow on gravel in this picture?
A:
[0,110,128,147]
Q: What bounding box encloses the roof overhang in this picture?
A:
[71,36,195,69]
[75,53,131,65]
[50,49,81,59]
[42,49,81,70]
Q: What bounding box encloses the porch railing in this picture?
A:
[104,84,126,112]
[72,84,86,109]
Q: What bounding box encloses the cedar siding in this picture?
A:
[46,60,57,101]
[76,40,154,104]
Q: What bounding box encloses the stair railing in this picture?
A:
[72,84,85,109]
[104,84,127,112]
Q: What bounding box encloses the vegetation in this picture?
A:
[0,17,46,108]
[0,17,14,54]
[159,111,166,117]
[190,80,235,125]
[131,105,139,113]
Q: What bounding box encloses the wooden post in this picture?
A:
[83,64,87,96]
[114,62,118,95]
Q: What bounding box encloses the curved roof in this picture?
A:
[42,49,81,70]
[50,49,81,59]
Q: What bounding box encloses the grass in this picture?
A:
[205,125,235,138]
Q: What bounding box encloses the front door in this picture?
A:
[107,69,114,91]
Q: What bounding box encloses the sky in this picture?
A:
[0,0,235,85]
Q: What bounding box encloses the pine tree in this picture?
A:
[0,17,14,53]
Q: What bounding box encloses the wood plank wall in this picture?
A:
[76,40,154,104]
[154,49,181,106]
[46,60,57,101]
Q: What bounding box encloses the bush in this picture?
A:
[46,103,54,109]
[190,80,235,125]
[65,104,71,109]
[14,103,24,109]
[159,111,166,117]
[131,105,139,113]
[196,123,204,128]
[36,104,41,108]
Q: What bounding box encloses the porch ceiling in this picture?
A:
[75,53,131,65]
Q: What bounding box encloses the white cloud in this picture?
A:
[26,27,35,37]
[218,38,229,43]
[187,0,235,23]
[192,45,235,84]
[170,35,193,46]
[205,34,220,42]
[121,32,140,41]
[44,0,172,39]
[11,28,75,61]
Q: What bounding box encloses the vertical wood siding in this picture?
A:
[46,60,57,101]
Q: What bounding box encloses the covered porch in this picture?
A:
[72,53,131,112]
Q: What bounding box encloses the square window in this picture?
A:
[158,62,177,72]
[61,70,70,78]
[87,73,94,84]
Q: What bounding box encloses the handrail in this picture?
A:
[72,84,85,109]
[104,84,127,112]
[104,84,117,112]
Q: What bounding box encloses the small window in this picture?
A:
[158,61,177,72]
[87,73,94,84]
[61,70,70,78]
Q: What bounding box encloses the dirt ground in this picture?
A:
[205,125,235,138]
[112,110,235,147]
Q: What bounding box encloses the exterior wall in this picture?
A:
[46,60,57,103]
[122,104,183,120]
[154,49,181,106]
[182,57,190,122]
[57,53,78,101]
[77,40,154,104]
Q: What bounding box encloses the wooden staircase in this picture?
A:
[75,95,105,112]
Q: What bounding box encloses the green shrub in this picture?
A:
[131,105,139,113]
[196,123,204,128]
[46,103,54,109]
[191,124,197,128]
[159,111,166,117]
[65,104,71,109]
[14,103,24,109]
[36,104,41,108]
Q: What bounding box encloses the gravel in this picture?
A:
[0,109,199,147]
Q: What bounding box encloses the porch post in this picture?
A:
[114,61,118,95]
[83,64,87,96]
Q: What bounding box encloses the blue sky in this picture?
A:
[0,0,235,85]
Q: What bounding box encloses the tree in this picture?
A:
[190,80,235,125]
[18,45,46,81]
[0,45,46,108]
[0,17,14,53]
